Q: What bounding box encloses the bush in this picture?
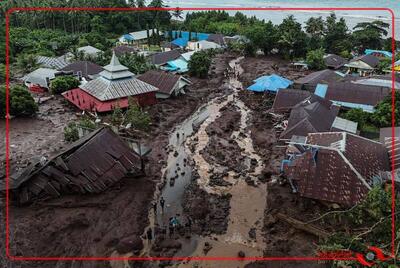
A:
[371,92,400,128]
[0,64,5,84]
[50,75,80,94]
[0,85,38,117]
[188,51,212,78]
[342,108,370,129]
[305,48,326,70]
[125,100,151,130]
[63,118,96,142]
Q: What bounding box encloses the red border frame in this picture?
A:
[4,6,396,263]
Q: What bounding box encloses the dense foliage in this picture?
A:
[50,75,80,94]
[371,92,400,128]
[0,85,38,117]
[306,48,326,70]
[63,117,97,142]
[319,186,399,267]
[188,50,212,78]
[342,108,370,129]
[125,99,151,130]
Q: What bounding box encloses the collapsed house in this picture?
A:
[1,128,144,204]
[344,54,380,76]
[282,132,390,206]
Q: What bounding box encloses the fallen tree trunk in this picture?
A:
[275,212,329,239]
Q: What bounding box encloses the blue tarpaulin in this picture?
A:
[314,84,328,98]
[165,59,188,73]
[169,31,210,41]
[123,34,134,41]
[172,38,188,47]
[248,74,293,93]
[365,49,393,58]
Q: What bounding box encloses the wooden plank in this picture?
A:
[275,212,329,239]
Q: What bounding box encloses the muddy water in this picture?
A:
[137,57,267,267]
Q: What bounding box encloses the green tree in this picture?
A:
[50,75,80,94]
[377,58,391,73]
[324,13,352,55]
[342,108,370,129]
[16,54,38,73]
[276,15,308,59]
[352,21,390,53]
[0,85,38,117]
[188,51,212,78]
[305,16,325,50]
[119,53,155,74]
[243,21,277,55]
[371,92,400,128]
[0,64,5,84]
[125,99,151,130]
[305,48,326,70]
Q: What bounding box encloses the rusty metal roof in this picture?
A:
[284,132,390,206]
[2,128,143,204]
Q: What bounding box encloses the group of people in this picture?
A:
[224,64,240,79]
[146,195,193,243]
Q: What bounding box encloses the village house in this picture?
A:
[22,67,60,92]
[364,49,393,59]
[77,45,103,58]
[162,51,195,73]
[36,54,71,69]
[60,60,104,81]
[137,70,191,99]
[344,54,380,76]
[62,52,158,112]
[294,69,345,91]
[379,127,400,170]
[150,49,182,68]
[323,54,348,70]
[351,74,400,90]
[0,127,143,204]
[112,45,137,57]
[272,89,312,112]
[282,132,390,206]
[160,41,180,52]
[187,40,222,51]
[314,81,391,113]
[118,29,158,46]
[207,33,226,46]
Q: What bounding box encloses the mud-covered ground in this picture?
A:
[0,53,234,268]
[239,56,328,268]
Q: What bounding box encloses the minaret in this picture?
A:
[99,52,134,80]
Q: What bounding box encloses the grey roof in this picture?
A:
[99,52,134,79]
[79,52,158,101]
[77,45,102,56]
[60,61,103,79]
[324,54,348,69]
[349,54,380,68]
[129,29,157,40]
[22,68,60,88]
[36,55,70,69]
[80,77,158,101]
[295,69,344,85]
[207,34,225,46]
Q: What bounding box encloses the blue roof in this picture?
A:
[331,100,375,113]
[314,84,328,98]
[365,49,393,58]
[169,31,210,41]
[122,34,134,41]
[172,38,188,47]
[165,59,188,73]
[248,74,293,93]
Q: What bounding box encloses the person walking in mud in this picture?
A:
[160,196,165,213]
[185,216,192,233]
[152,201,157,215]
[168,218,174,238]
[146,228,153,243]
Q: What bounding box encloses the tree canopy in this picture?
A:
[0,85,38,117]
[50,75,80,94]
[188,51,212,78]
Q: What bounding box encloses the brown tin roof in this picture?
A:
[3,128,143,204]
[295,69,344,86]
[60,61,104,79]
[137,70,182,96]
[285,132,390,206]
[350,54,380,68]
[272,89,311,112]
[150,50,181,65]
[113,45,137,56]
[324,54,348,69]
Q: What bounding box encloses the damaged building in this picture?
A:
[282,132,390,206]
[1,127,144,204]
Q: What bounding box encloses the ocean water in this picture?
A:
[164,0,399,39]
